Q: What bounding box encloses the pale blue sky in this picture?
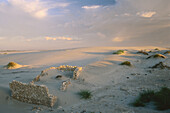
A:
[0,0,169,50]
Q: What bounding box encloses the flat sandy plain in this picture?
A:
[0,47,170,113]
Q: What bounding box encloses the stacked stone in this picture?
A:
[60,79,71,91]
[73,67,83,79]
[32,65,83,82]
[9,80,57,107]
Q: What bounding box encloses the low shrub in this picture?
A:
[113,50,125,55]
[6,62,20,69]
[132,87,170,110]
[147,54,166,59]
[120,61,132,66]
[78,90,92,99]
[137,50,148,55]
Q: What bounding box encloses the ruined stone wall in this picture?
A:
[32,65,83,82]
[9,80,57,107]
[73,67,83,79]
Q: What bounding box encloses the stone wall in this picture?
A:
[73,67,82,79]
[32,65,83,83]
[9,80,57,107]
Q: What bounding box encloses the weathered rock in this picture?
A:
[9,80,57,107]
[56,75,63,79]
[60,79,71,91]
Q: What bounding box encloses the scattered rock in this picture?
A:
[33,75,41,82]
[131,73,140,75]
[56,75,62,79]
[60,79,71,91]
[32,106,42,111]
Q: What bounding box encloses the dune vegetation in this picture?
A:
[164,51,170,54]
[132,87,170,110]
[78,90,92,99]
[120,61,132,66]
[137,50,148,55]
[147,54,166,59]
[5,62,22,69]
[113,50,125,55]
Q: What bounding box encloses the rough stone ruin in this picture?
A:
[9,80,57,107]
[9,65,83,107]
[32,65,83,83]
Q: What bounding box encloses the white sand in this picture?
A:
[0,46,170,113]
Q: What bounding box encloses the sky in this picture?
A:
[0,0,170,50]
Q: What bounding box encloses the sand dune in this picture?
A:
[0,46,170,113]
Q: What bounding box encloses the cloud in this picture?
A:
[45,36,73,41]
[7,0,69,18]
[112,37,123,42]
[82,5,101,9]
[137,11,156,18]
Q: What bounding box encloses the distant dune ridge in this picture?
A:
[0,46,170,113]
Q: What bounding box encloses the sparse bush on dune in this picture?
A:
[113,50,125,55]
[155,48,160,51]
[164,51,170,54]
[151,62,170,69]
[78,90,92,99]
[120,61,132,66]
[147,54,166,59]
[132,90,155,107]
[132,87,170,110]
[137,50,149,55]
[5,62,21,69]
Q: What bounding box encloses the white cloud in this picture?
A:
[137,11,156,18]
[112,37,123,42]
[45,36,73,41]
[82,5,101,9]
[7,0,69,19]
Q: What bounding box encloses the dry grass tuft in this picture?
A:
[147,54,166,59]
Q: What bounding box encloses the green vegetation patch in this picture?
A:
[120,61,132,66]
[78,90,92,99]
[5,62,21,69]
[164,51,170,54]
[132,87,170,110]
[155,48,160,51]
[147,54,166,59]
[6,62,20,69]
[137,50,148,55]
[113,50,125,55]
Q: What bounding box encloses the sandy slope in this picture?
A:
[0,46,170,113]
